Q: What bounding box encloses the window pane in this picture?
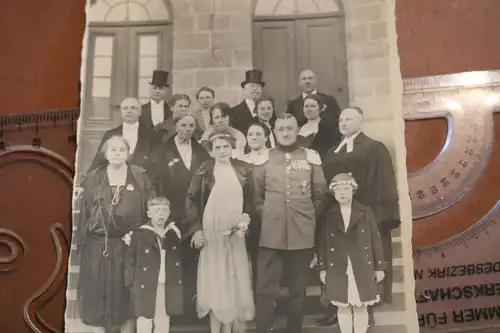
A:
[139,35,158,56]
[94,36,114,56]
[92,77,111,98]
[93,57,112,77]
[139,56,158,77]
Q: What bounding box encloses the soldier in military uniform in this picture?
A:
[253,113,328,333]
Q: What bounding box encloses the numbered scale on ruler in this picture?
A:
[404,70,500,333]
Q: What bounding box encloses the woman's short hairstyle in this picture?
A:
[303,94,326,112]
[195,86,215,100]
[100,135,130,155]
[209,102,232,125]
[206,127,236,150]
[169,94,192,108]
[247,121,270,138]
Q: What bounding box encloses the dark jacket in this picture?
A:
[286,92,342,130]
[139,101,173,129]
[183,159,254,239]
[230,100,255,135]
[87,123,160,176]
[152,135,211,223]
[125,223,184,317]
[316,201,385,305]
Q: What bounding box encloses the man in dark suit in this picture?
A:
[230,69,265,135]
[287,69,342,135]
[88,97,160,183]
[139,70,172,129]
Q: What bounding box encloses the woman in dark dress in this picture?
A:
[153,110,211,324]
[75,135,155,333]
[297,94,338,159]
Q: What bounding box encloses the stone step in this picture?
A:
[66,312,408,333]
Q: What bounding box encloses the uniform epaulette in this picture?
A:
[305,148,322,165]
[253,149,270,166]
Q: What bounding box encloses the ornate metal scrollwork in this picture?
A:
[0,144,74,333]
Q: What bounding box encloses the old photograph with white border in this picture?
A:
[66,0,418,332]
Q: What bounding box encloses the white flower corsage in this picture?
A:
[222,213,250,238]
[126,184,135,191]
[168,158,180,168]
[122,231,133,246]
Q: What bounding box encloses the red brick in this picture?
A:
[173,33,210,50]
[195,69,227,87]
[199,48,233,67]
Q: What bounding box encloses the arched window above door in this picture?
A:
[88,0,172,23]
[254,0,342,17]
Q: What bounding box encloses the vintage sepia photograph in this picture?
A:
[66,0,417,333]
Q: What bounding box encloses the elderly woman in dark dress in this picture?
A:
[153,110,211,324]
[297,94,339,159]
[75,135,155,333]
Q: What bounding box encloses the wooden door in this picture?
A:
[253,16,349,115]
[77,24,172,179]
[295,17,349,109]
[253,21,297,115]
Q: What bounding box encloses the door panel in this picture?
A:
[253,16,350,114]
[253,21,297,115]
[296,17,349,108]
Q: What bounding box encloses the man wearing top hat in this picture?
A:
[230,69,265,135]
[139,70,173,129]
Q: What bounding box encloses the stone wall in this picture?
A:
[343,0,399,150]
[170,0,253,106]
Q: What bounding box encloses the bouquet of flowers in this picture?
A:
[222,213,250,238]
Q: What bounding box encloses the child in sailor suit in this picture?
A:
[125,196,184,333]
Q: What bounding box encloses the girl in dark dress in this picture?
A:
[317,173,385,333]
[75,135,155,333]
[297,94,338,159]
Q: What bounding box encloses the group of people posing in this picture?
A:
[74,68,401,333]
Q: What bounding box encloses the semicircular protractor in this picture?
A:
[404,70,500,333]
[404,71,500,219]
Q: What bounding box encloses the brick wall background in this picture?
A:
[170,0,253,106]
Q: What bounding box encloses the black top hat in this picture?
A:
[149,70,170,87]
[241,69,266,88]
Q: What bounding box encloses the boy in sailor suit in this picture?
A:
[125,196,184,333]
